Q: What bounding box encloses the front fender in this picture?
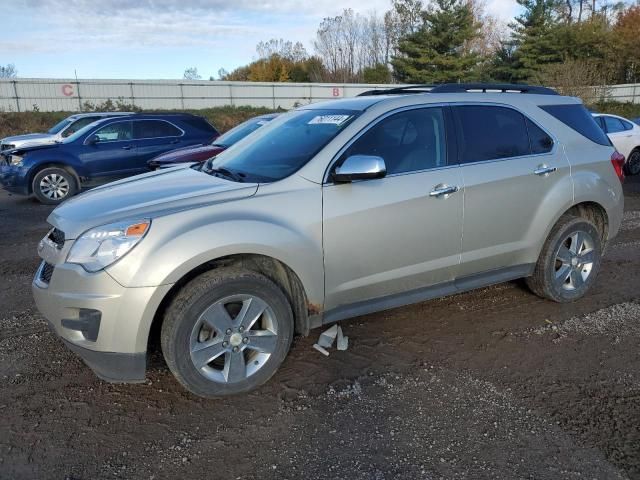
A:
[106,186,325,308]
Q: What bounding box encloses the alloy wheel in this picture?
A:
[554,230,595,291]
[39,173,70,200]
[189,294,279,384]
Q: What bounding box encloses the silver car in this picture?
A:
[0,112,133,151]
[32,84,624,397]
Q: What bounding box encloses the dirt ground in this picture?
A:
[0,177,639,480]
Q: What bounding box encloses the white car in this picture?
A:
[593,113,640,175]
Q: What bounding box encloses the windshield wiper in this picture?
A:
[208,167,244,182]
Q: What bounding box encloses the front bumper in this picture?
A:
[0,164,30,195]
[32,260,173,382]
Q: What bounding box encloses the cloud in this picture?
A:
[7,0,393,56]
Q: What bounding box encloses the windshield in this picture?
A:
[203,109,358,182]
[213,116,275,148]
[61,120,105,143]
[48,119,72,135]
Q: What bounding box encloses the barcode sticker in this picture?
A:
[308,115,351,126]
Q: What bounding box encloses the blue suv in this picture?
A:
[0,113,219,204]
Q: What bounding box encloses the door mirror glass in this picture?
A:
[332,155,386,183]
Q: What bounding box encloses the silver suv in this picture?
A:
[32,84,625,397]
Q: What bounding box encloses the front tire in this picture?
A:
[32,167,77,204]
[161,268,294,397]
[526,215,602,303]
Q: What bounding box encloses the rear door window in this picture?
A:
[540,105,611,146]
[133,120,182,139]
[453,105,530,163]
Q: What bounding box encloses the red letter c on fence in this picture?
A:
[62,84,74,97]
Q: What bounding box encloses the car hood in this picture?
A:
[151,144,226,164]
[2,133,56,147]
[48,167,258,239]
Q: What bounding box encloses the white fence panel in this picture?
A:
[1,78,639,113]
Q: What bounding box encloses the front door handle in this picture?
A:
[534,164,557,176]
[122,145,133,150]
[429,184,459,197]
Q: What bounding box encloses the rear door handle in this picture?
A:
[429,184,459,197]
[122,145,133,150]
[534,165,557,176]
[170,139,180,144]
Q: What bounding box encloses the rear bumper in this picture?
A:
[0,164,30,195]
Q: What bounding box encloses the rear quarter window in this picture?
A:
[540,105,611,146]
[179,116,219,136]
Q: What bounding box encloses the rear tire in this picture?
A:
[526,215,602,303]
[161,268,294,397]
[625,149,640,176]
[32,167,77,205]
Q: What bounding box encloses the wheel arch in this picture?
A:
[564,201,609,245]
[28,162,81,194]
[147,253,315,355]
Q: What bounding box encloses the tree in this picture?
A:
[537,58,610,102]
[611,5,640,83]
[484,40,520,81]
[391,0,481,83]
[313,9,391,82]
[509,0,563,81]
[183,67,201,80]
[362,63,392,83]
[0,64,17,78]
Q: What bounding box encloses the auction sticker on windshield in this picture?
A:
[308,115,352,126]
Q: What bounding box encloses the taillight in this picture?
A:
[611,151,625,182]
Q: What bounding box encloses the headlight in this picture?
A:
[9,155,23,166]
[67,219,151,272]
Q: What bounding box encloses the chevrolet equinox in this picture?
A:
[32,84,625,397]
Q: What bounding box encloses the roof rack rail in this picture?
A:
[429,83,558,95]
[357,85,437,96]
[357,83,558,96]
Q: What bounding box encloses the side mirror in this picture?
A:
[86,134,100,145]
[332,155,386,183]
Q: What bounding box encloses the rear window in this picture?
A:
[540,105,611,146]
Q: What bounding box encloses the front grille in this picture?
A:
[0,143,15,151]
[48,228,65,248]
[40,261,54,284]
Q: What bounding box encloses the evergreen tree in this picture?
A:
[510,0,563,81]
[391,0,480,83]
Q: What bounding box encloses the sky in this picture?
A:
[4,0,521,80]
